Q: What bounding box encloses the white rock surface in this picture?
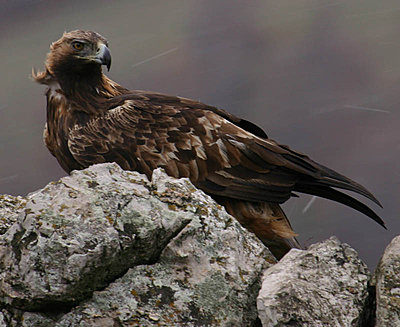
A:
[257,237,370,327]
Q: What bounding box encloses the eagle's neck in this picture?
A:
[62,68,130,114]
[35,64,128,115]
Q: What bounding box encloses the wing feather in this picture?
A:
[67,92,382,227]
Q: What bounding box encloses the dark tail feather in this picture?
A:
[294,184,386,228]
[282,153,382,207]
[313,163,382,207]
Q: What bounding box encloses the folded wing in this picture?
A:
[68,92,384,229]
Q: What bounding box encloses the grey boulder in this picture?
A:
[257,237,371,327]
[0,163,273,326]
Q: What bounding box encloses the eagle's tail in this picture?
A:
[220,198,301,260]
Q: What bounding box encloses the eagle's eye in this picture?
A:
[71,41,84,51]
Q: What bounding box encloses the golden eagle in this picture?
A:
[34,30,384,259]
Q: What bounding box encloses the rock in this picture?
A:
[0,163,274,326]
[5,162,397,326]
[257,237,370,327]
[375,235,400,327]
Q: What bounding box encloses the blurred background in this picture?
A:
[0,0,398,268]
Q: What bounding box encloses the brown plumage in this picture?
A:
[34,30,384,259]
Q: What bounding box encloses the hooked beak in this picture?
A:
[95,43,111,71]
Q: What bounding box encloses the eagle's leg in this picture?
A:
[217,198,302,260]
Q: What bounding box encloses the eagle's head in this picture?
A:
[34,30,111,84]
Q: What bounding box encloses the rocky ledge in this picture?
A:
[0,163,398,326]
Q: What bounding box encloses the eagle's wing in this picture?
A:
[68,92,384,228]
